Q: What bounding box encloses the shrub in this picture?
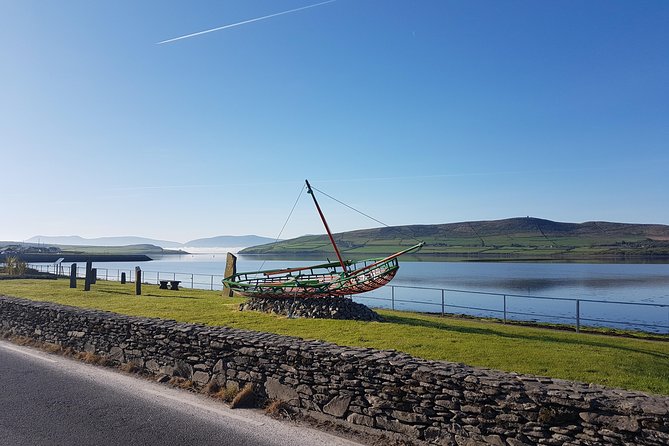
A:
[75,351,109,366]
[3,257,27,276]
[265,399,291,417]
[120,362,141,374]
[202,380,221,395]
[230,383,255,409]
[213,382,240,402]
[168,377,195,390]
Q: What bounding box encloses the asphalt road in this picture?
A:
[0,340,362,446]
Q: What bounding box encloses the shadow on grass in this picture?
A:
[96,289,201,300]
[94,289,134,296]
[143,293,201,300]
[383,314,669,361]
[383,314,497,336]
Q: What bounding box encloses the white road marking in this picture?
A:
[0,341,57,363]
[141,386,265,427]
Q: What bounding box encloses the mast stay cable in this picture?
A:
[311,185,425,246]
[259,183,305,271]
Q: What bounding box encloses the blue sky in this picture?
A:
[1,0,667,243]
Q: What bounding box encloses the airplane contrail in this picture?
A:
[157,0,337,45]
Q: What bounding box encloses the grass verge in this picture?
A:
[1,279,668,395]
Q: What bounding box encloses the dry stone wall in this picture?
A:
[1,295,667,446]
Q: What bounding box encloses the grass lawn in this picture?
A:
[1,278,668,395]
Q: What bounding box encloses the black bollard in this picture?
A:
[91,268,97,284]
[84,261,92,291]
[135,267,141,295]
[69,263,77,289]
[121,272,126,284]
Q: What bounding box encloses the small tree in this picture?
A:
[5,256,27,276]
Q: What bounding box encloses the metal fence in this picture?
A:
[31,264,227,292]
[28,263,669,334]
[354,285,669,334]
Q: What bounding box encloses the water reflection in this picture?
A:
[437,276,669,294]
[391,262,669,303]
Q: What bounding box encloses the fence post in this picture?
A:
[191,273,194,289]
[576,300,580,333]
[84,261,92,292]
[210,275,214,291]
[391,286,395,311]
[69,263,77,288]
[441,289,445,317]
[135,267,142,295]
[503,295,507,324]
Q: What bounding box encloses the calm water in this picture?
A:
[87,255,669,333]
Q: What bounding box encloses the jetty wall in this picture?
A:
[1,295,667,445]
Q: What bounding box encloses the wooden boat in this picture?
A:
[222,180,423,298]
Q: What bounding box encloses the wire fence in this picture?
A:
[29,263,669,334]
[33,264,227,292]
[353,285,669,334]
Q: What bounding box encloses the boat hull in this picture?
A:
[225,259,400,299]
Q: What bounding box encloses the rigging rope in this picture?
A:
[311,185,425,245]
[259,183,305,271]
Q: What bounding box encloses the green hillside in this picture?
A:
[239,217,669,260]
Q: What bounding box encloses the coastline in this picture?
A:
[1,253,154,263]
[235,252,669,263]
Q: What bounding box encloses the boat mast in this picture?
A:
[305,180,348,275]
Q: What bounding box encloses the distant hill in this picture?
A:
[0,241,178,262]
[239,217,669,259]
[27,235,182,248]
[26,234,276,249]
[183,235,276,248]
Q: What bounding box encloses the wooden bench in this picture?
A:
[158,280,181,290]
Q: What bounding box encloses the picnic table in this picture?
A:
[158,280,181,290]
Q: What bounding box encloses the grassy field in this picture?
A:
[244,237,669,259]
[240,218,669,259]
[1,279,668,395]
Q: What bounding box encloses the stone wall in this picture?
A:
[1,295,667,446]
